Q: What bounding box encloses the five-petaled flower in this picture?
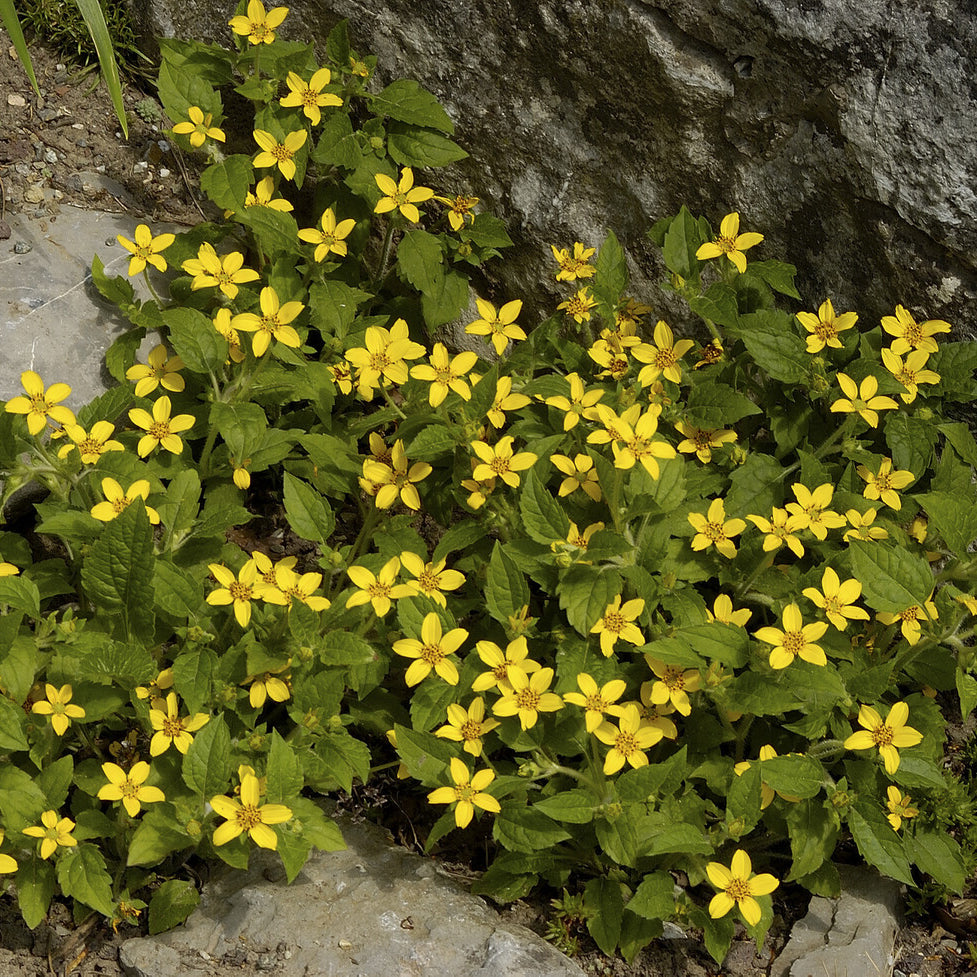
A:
[345,319,426,399]
[689,498,746,559]
[232,285,304,357]
[545,372,603,430]
[253,128,308,182]
[563,672,627,732]
[591,595,645,657]
[796,298,857,353]
[126,344,185,398]
[345,557,411,617]
[880,304,951,355]
[98,762,165,817]
[435,698,499,756]
[557,287,598,324]
[5,370,74,435]
[57,420,124,463]
[471,436,537,488]
[363,438,432,510]
[830,373,899,428]
[183,243,260,299]
[128,395,195,457]
[427,757,500,828]
[675,420,737,463]
[471,637,540,693]
[229,0,288,44]
[117,224,176,275]
[90,477,160,524]
[410,342,479,406]
[843,701,922,774]
[492,667,563,729]
[876,594,937,645]
[374,167,434,223]
[24,810,77,860]
[644,657,700,716]
[171,106,225,148]
[551,242,596,281]
[148,692,210,756]
[857,458,914,510]
[754,602,829,669]
[802,567,869,630]
[706,849,779,927]
[465,297,526,356]
[594,703,663,774]
[695,212,763,273]
[399,551,465,607]
[435,193,479,231]
[880,347,941,404]
[298,207,356,261]
[633,320,695,386]
[747,507,805,558]
[551,452,602,502]
[211,772,292,849]
[279,68,342,124]
[886,786,918,831]
[393,612,468,686]
[707,594,752,628]
[32,684,85,736]
[785,483,846,541]
[486,376,531,428]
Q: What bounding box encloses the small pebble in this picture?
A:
[133,161,148,173]
[13,241,32,254]
[158,139,171,153]
[257,954,276,970]
[7,93,26,107]
[39,108,59,122]
[159,167,171,178]
[95,164,106,173]
[104,238,116,247]
[43,149,57,164]
[71,122,84,130]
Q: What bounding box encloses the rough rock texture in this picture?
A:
[134,0,977,330]
[119,816,585,977]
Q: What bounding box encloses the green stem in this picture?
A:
[141,269,163,306]
[379,382,407,420]
[735,551,775,600]
[347,505,383,567]
[372,220,397,290]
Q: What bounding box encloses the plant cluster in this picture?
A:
[0,1,975,962]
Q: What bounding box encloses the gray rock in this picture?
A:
[121,816,585,977]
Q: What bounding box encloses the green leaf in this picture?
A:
[918,492,977,557]
[908,830,965,892]
[676,623,748,668]
[432,521,485,563]
[939,422,977,469]
[407,424,462,462]
[156,469,202,542]
[16,858,55,930]
[91,252,135,307]
[486,544,530,627]
[956,668,977,720]
[56,844,114,916]
[325,19,350,66]
[593,230,629,304]
[885,413,937,479]
[0,696,28,753]
[744,259,801,299]
[533,790,596,824]
[126,806,191,866]
[283,473,334,544]
[307,280,372,339]
[105,325,146,383]
[164,306,228,375]
[387,123,468,167]
[312,110,362,169]
[421,266,469,327]
[76,383,135,429]
[519,467,571,544]
[0,0,38,92]
[585,877,624,955]
[0,577,39,617]
[74,0,127,135]
[849,540,935,613]
[738,310,810,383]
[392,724,452,787]
[786,799,839,881]
[688,283,738,330]
[319,632,377,666]
[200,155,253,213]
[929,341,977,402]
[684,380,761,428]
[640,823,712,856]
[759,755,825,799]
[315,730,371,792]
[848,807,914,885]
[157,58,220,124]
[372,80,454,132]
[558,565,621,637]
[149,879,200,935]
[627,871,675,921]
[266,730,303,804]
[237,206,300,256]
[181,715,231,800]
[662,206,701,284]
[172,647,217,716]
[493,806,571,854]
[616,748,688,801]
[37,756,74,809]
[153,561,203,621]
[397,229,444,294]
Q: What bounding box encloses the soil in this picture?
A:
[1,27,976,977]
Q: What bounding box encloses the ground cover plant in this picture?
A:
[0,0,976,962]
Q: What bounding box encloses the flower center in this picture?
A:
[815,320,836,341]
[584,694,606,711]
[120,780,140,800]
[489,457,511,476]
[901,606,920,623]
[603,611,625,634]
[229,581,252,602]
[301,89,319,108]
[417,570,439,593]
[420,643,445,666]
[162,716,186,738]
[616,731,639,756]
[655,348,676,368]
[872,723,895,747]
[460,720,481,741]
[259,315,282,334]
[236,804,263,829]
[782,630,805,655]
[704,521,726,542]
[148,421,169,440]
[717,234,737,254]
[112,496,131,514]
[663,667,685,690]
[515,688,540,710]
[30,394,50,413]
[904,322,921,345]
[875,472,893,492]
[271,144,292,162]
[727,879,751,902]
[454,783,475,802]
[79,437,101,456]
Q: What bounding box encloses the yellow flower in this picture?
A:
[754,602,829,669]
[830,373,899,428]
[228,0,288,44]
[636,691,679,739]
[876,594,937,645]
[435,193,479,231]
[212,308,246,363]
[563,672,627,733]
[843,507,888,542]
[171,106,225,148]
[545,372,603,431]
[706,594,752,628]
[298,207,356,261]
[393,612,468,686]
[183,243,259,299]
[231,285,304,357]
[881,304,951,355]
[706,849,779,926]
[695,339,725,369]
[633,320,695,386]
[880,347,941,404]
[803,567,870,630]
[5,370,74,435]
[207,561,286,627]
[116,224,176,275]
[148,692,210,756]
[588,336,632,380]
[557,287,598,324]
[785,483,846,540]
[211,773,292,849]
[98,762,165,817]
[492,667,563,729]
[857,458,914,510]
[594,703,663,775]
[587,403,640,448]
[90,477,160,524]
[747,507,805,558]
[246,663,291,708]
[349,56,370,78]
[56,420,124,463]
[435,698,499,756]
[427,757,500,828]
[608,405,677,479]
[465,297,526,356]
[696,212,763,273]
[329,360,354,394]
[734,745,799,810]
[135,668,174,702]
[591,595,645,657]
[23,810,77,860]
[643,656,700,716]
[128,395,195,457]
[564,521,605,552]
[471,436,537,488]
[486,376,531,429]
[276,568,331,612]
[32,683,85,736]
[551,242,596,282]
[844,701,923,774]
[345,319,426,399]
[399,551,465,607]
[471,636,540,693]
[279,67,342,124]
[363,439,432,511]
[674,420,736,463]
[886,786,918,831]
[410,343,479,407]
[688,498,746,559]
[126,344,185,398]
[253,128,308,181]
[374,167,434,223]
[345,557,412,617]
[550,453,602,502]
[242,175,293,212]
[796,299,857,353]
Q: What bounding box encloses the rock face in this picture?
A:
[133,0,977,331]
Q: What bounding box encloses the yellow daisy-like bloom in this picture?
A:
[785,483,847,541]
[550,453,602,502]
[298,207,356,262]
[23,810,77,860]
[564,520,605,552]
[881,304,951,355]
[486,376,531,429]
[689,498,746,559]
[393,611,468,687]
[279,68,342,125]
[564,672,627,733]
[56,420,124,463]
[643,656,700,716]
[116,224,176,275]
[427,757,500,829]
[232,285,304,357]
[435,193,479,231]
[399,551,465,607]
[545,372,603,431]
[240,175,293,213]
[492,666,563,730]
[734,745,800,810]
[844,701,923,774]
[695,339,725,369]
[211,773,292,849]
[345,557,412,617]
[695,212,764,273]
[148,692,210,757]
[707,849,779,927]
[587,403,640,449]
[551,242,596,282]
[207,561,286,627]
[277,568,331,612]
[246,664,291,708]
[435,698,499,756]
[374,166,434,223]
[5,370,74,435]
[594,703,663,775]
[830,373,899,428]
[796,298,857,353]
[636,690,679,739]
[90,477,160,524]
[802,567,869,631]
[675,420,737,463]
[126,344,185,398]
[128,395,195,457]
[609,405,678,480]
[747,507,805,558]
[229,0,288,45]
[253,128,308,182]
[707,594,752,628]
[633,320,695,386]
[471,636,540,693]
[135,667,174,702]
[754,602,829,669]
[876,594,937,645]
[212,308,246,364]
[857,458,914,511]
[244,552,295,594]
[471,436,537,489]
[345,319,426,399]
[32,683,85,736]
[97,761,165,817]
[410,342,479,407]
[183,243,260,299]
[363,439,432,511]
[557,287,598,324]
[880,347,941,404]
[329,360,354,394]
[588,336,632,380]
[591,595,646,657]
[465,297,526,356]
[843,507,889,542]
[886,786,919,831]
[171,106,225,148]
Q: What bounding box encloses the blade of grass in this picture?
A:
[73,0,128,138]
[0,0,40,92]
